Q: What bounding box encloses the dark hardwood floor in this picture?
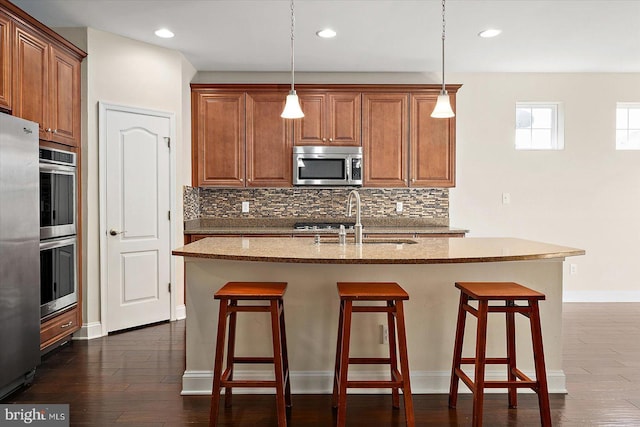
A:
[5,303,640,426]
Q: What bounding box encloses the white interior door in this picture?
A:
[104,107,171,333]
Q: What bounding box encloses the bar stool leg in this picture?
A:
[332,300,346,408]
[472,300,489,427]
[449,292,469,408]
[336,300,353,427]
[269,300,287,427]
[530,300,552,427]
[506,300,517,409]
[395,300,415,427]
[278,299,292,408]
[224,300,238,408]
[209,299,229,427]
[387,300,400,409]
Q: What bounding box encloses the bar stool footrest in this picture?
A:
[348,357,392,364]
[347,380,404,388]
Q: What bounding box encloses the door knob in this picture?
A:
[109,229,126,236]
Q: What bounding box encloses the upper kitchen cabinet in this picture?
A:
[12,22,82,146]
[246,92,292,187]
[0,10,11,111]
[410,91,458,188]
[294,91,361,146]
[192,91,246,187]
[362,93,409,187]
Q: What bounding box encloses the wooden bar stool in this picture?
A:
[209,282,291,427]
[448,281,551,427]
[332,282,414,427]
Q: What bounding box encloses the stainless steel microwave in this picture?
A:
[293,146,362,186]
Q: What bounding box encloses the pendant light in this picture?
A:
[281,0,304,119]
[431,0,455,118]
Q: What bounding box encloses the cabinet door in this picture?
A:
[0,11,11,111]
[410,94,456,187]
[362,93,408,187]
[328,92,361,146]
[294,92,325,145]
[49,46,80,146]
[13,24,49,140]
[246,92,292,187]
[192,92,245,187]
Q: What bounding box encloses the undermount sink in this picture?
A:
[320,238,418,245]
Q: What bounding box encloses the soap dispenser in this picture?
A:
[338,224,346,245]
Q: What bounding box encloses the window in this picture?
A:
[515,103,564,150]
[616,103,640,150]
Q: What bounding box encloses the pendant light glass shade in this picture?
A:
[431,92,455,118]
[282,90,304,119]
[431,0,455,119]
[282,0,304,119]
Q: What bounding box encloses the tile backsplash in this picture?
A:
[184,186,449,225]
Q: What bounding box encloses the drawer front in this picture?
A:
[40,307,78,349]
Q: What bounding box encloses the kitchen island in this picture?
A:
[173,237,584,396]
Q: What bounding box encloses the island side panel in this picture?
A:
[182,258,564,395]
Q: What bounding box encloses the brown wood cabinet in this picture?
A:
[362,93,409,187]
[191,84,460,188]
[40,305,78,351]
[246,92,292,187]
[0,10,11,111]
[1,0,86,351]
[295,91,361,146]
[410,94,456,187]
[49,45,81,146]
[192,91,246,187]
[12,23,81,146]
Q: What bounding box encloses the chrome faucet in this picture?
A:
[347,190,363,245]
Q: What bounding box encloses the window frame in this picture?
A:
[515,102,565,151]
[616,102,640,150]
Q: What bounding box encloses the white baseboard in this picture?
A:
[175,304,186,320]
[72,321,104,340]
[181,369,566,396]
[563,291,640,302]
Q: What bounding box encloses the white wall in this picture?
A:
[450,73,640,302]
[59,28,196,332]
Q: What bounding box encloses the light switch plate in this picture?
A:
[396,202,403,213]
[241,201,250,213]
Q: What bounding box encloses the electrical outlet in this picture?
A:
[502,193,511,205]
[570,264,577,275]
[396,202,403,213]
[241,201,250,213]
[380,324,389,344]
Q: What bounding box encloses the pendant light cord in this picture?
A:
[440,0,447,94]
[290,0,296,91]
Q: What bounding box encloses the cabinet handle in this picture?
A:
[53,129,58,134]
[329,138,333,142]
[60,321,73,329]
[46,128,52,132]
[322,138,326,142]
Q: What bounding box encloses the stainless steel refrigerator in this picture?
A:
[0,113,40,400]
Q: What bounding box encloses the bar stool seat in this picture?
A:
[209,282,291,427]
[332,282,415,427]
[448,281,551,427]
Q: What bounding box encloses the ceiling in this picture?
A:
[11,0,640,73]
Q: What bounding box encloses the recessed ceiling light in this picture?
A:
[154,28,175,39]
[316,28,336,39]
[478,28,502,38]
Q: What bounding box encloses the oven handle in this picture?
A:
[40,236,77,251]
[39,162,76,174]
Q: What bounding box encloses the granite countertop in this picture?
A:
[172,236,585,265]
[183,218,468,236]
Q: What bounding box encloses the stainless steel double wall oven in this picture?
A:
[39,147,78,319]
